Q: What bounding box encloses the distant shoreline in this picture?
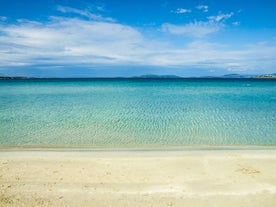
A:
[1,146,276,152]
[1,76,276,80]
[0,73,276,80]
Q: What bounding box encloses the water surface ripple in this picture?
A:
[0,79,275,148]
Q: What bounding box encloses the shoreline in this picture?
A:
[1,149,276,207]
[1,145,276,152]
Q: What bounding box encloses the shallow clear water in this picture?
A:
[0,79,275,148]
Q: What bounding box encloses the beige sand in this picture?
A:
[1,149,276,207]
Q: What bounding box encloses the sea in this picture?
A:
[0,78,275,148]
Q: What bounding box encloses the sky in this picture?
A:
[0,0,276,77]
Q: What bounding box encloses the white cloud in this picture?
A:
[162,21,221,38]
[208,12,234,22]
[56,5,115,22]
[0,8,275,74]
[0,16,7,21]
[163,12,234,38]
[196,5,208,12]
[95,5,105,12]
[232,21,240,26]
[174,8,192,14]
[0,18,141,66]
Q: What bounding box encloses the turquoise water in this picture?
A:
[0,79,275,148]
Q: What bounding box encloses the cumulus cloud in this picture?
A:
[173,8,192,14]
[196,5,208,12]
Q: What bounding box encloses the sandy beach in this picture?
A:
[1,149,276,207]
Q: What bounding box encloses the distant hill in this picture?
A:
[0,76,33,80]
[134,74,181,78]
[221,74,254,78]
[136,73,262,79]
[136,74,256,79]
[1,73,276,79]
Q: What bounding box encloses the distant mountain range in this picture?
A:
[133,73,276,79]
[133,74,182,78]
[0,73,276,79]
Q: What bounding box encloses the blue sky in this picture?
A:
[0,0,276,77]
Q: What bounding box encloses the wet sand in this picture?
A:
[1,149,276,207]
